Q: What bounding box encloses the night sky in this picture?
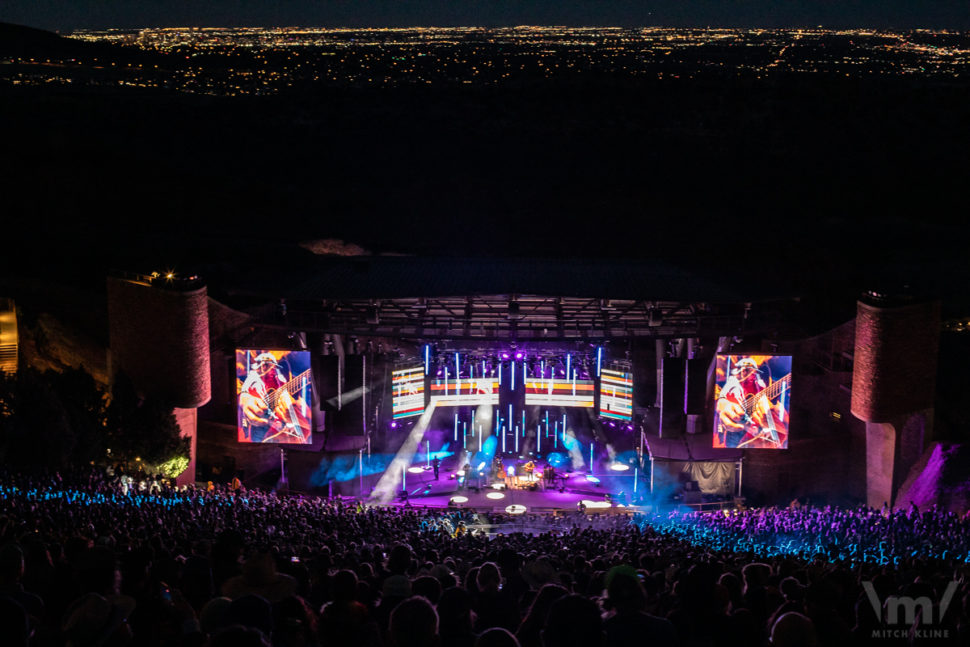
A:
[2,1,969,31]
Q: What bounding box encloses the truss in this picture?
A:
[253,295,760,341]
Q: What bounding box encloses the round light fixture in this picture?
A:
[585,475,601,484]
[491,483,505,490]
[450,496,469,504]
[505,504,527,515]
[486,492,506,500]
[609,463,630,472]
[580,499,612,509]
[408,466,426,474]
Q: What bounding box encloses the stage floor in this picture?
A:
[391,465,621,513]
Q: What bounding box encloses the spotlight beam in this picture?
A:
[370,401,437,503]
[326,386,370,408]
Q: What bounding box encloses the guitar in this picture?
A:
[243,369,312,442]
[717,373,791,448]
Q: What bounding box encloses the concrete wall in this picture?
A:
[850,296,940,507]
[107,276,211,408]
[852,298,940,422]
[174,407,198,487]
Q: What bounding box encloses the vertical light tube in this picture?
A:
[454,414,458,442]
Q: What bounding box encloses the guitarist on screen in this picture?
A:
[240,352,310,443]
[716,357,789,449]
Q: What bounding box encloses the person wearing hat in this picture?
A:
[61,592,136,647]
[221,553,298,603]
[239,352,311,443]
[715,357,787,448]
[601,566,676,647]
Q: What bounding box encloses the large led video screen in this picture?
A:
[598,369,633,421]
[392,366,425,419]
[525,378,595,407]
[713,354,791,449]
[236,349,313,444]
[429,377,500,407]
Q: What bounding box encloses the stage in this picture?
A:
[384,463,631,513]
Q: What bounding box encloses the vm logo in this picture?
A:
[862,581,958,626]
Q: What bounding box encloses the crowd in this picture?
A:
[651,504,970,565]
[0,468,968,647]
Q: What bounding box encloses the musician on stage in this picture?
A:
[238,351,312,443]
[460,461,472,489]
[492,456,505,486]
[522,460,536,486]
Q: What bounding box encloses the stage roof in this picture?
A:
[646,433,742,462]
[222,255,794,341]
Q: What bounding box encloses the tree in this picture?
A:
[46,366,108,465]
[106,372,190,477]
[0,367,190,476]
[0,367,75,468]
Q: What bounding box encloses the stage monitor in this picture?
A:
[525,377,595,407]
[392,365,426,419]
[599,368,633,421]
[236,349,313,444]
[429,377,500,407]
[713,354,791,449]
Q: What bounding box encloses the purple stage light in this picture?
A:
[390,421,398,429]
[514,351,525,360]
[500,352,510,360]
